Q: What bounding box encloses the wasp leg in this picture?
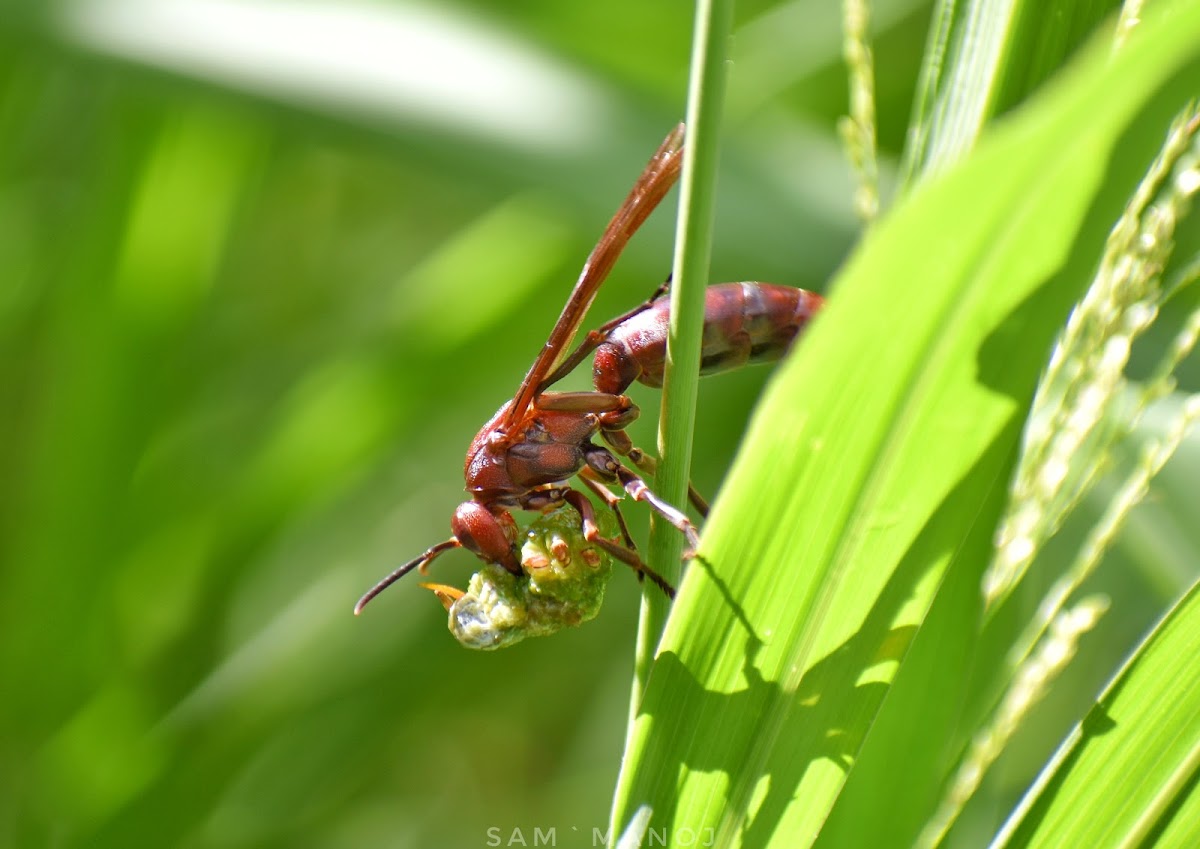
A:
[598,428,710,518]
[533,391,630,414]
[579,469,638,552]
[615,465,700,551]
[582,444,700,551]
[562,489,675,599]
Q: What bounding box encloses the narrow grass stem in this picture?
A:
[631,0,734,694]
[613,0,735,839]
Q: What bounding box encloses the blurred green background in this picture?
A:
[1,1,1196,847]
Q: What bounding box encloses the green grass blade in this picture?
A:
[996,573,1200,846]
[611,5,1200,846]
[616,2,736,834]
[902,0,1121,188]
[632,0,735,670]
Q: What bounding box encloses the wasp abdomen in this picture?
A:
[593,282,823,394]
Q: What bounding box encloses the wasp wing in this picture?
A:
[503,124,685,428]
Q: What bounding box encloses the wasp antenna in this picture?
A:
[353,538,461,615]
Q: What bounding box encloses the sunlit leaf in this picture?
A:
[613,5,1200,847]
